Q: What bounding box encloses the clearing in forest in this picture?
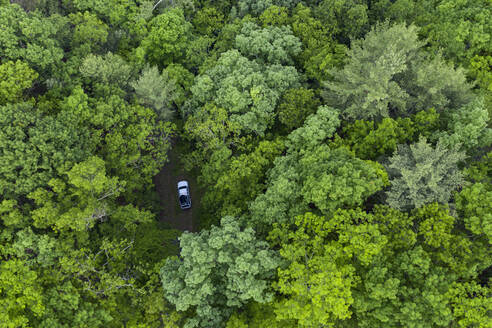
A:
[154,140,201,232]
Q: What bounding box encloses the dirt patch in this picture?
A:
[153,140,200,232]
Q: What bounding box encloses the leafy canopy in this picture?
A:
[386,136,466,211]
[160,216,281,328]
[323,22,473,121]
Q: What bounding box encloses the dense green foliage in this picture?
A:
[160,216,280,327]
[0,0,490,327]
[385,137,466,211]
[323,22,473,121]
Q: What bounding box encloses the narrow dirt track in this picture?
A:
[153,142,197,232]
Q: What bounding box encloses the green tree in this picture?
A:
[259,5,289,27]
[193,7,225,36]
[341,117,414,160]
[226,301,296,328]
[200,138,285,220]
[250,107,387,229]
[160,216,281,328]
[470,55,492,92]
[282,105,341,151]
[374,0,492,72]
[131,65,177,121]
[455,154,492,243]
[28,156,127,232]
[297,145,387,213]
[290,4,347,82]
[352,245,456,328]
[186,49,300,135]
[0,4,66,76]
[0,103,92,198]
[183,103,243,164]
[237,0,300,16]
[268,210,387,327]
[323,22,473,121]
[385,137,466,211]
[68,11,108,55]
[235,22,301,65]
[446,282,492,328]
[163,63,194,107]
[436,97,492,152]
[339,108,441,160]
[139,8,192,67]
[348,203,489,327]
[315,0,369,40]
[60,87,174,197]
[276,88,320,131]
[0,60,38,105]
[36,282,112,328]
[0,259,44,327]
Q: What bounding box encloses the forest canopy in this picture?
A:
[0,0,490,327]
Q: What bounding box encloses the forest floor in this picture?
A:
[154,138,202,232]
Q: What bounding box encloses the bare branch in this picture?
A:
[152,0,164,11]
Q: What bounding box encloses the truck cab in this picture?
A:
[177,180,191,209]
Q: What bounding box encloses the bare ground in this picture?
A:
[153,141,200,232]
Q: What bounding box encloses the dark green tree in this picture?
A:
[276,88,320,131]
[0,103,92,198]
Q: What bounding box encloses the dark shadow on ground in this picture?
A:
[153,138,202,232]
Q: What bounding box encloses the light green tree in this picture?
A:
[385,137,466,211]
[235,22,301,65]
[268,210,387,327]
[79,52,132,88]
[160,216,281,328]
[0,60,38,105]
[323,22,473,121]
[436,97,492,152]
[186,49,300,135]
[131,65,177,121]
